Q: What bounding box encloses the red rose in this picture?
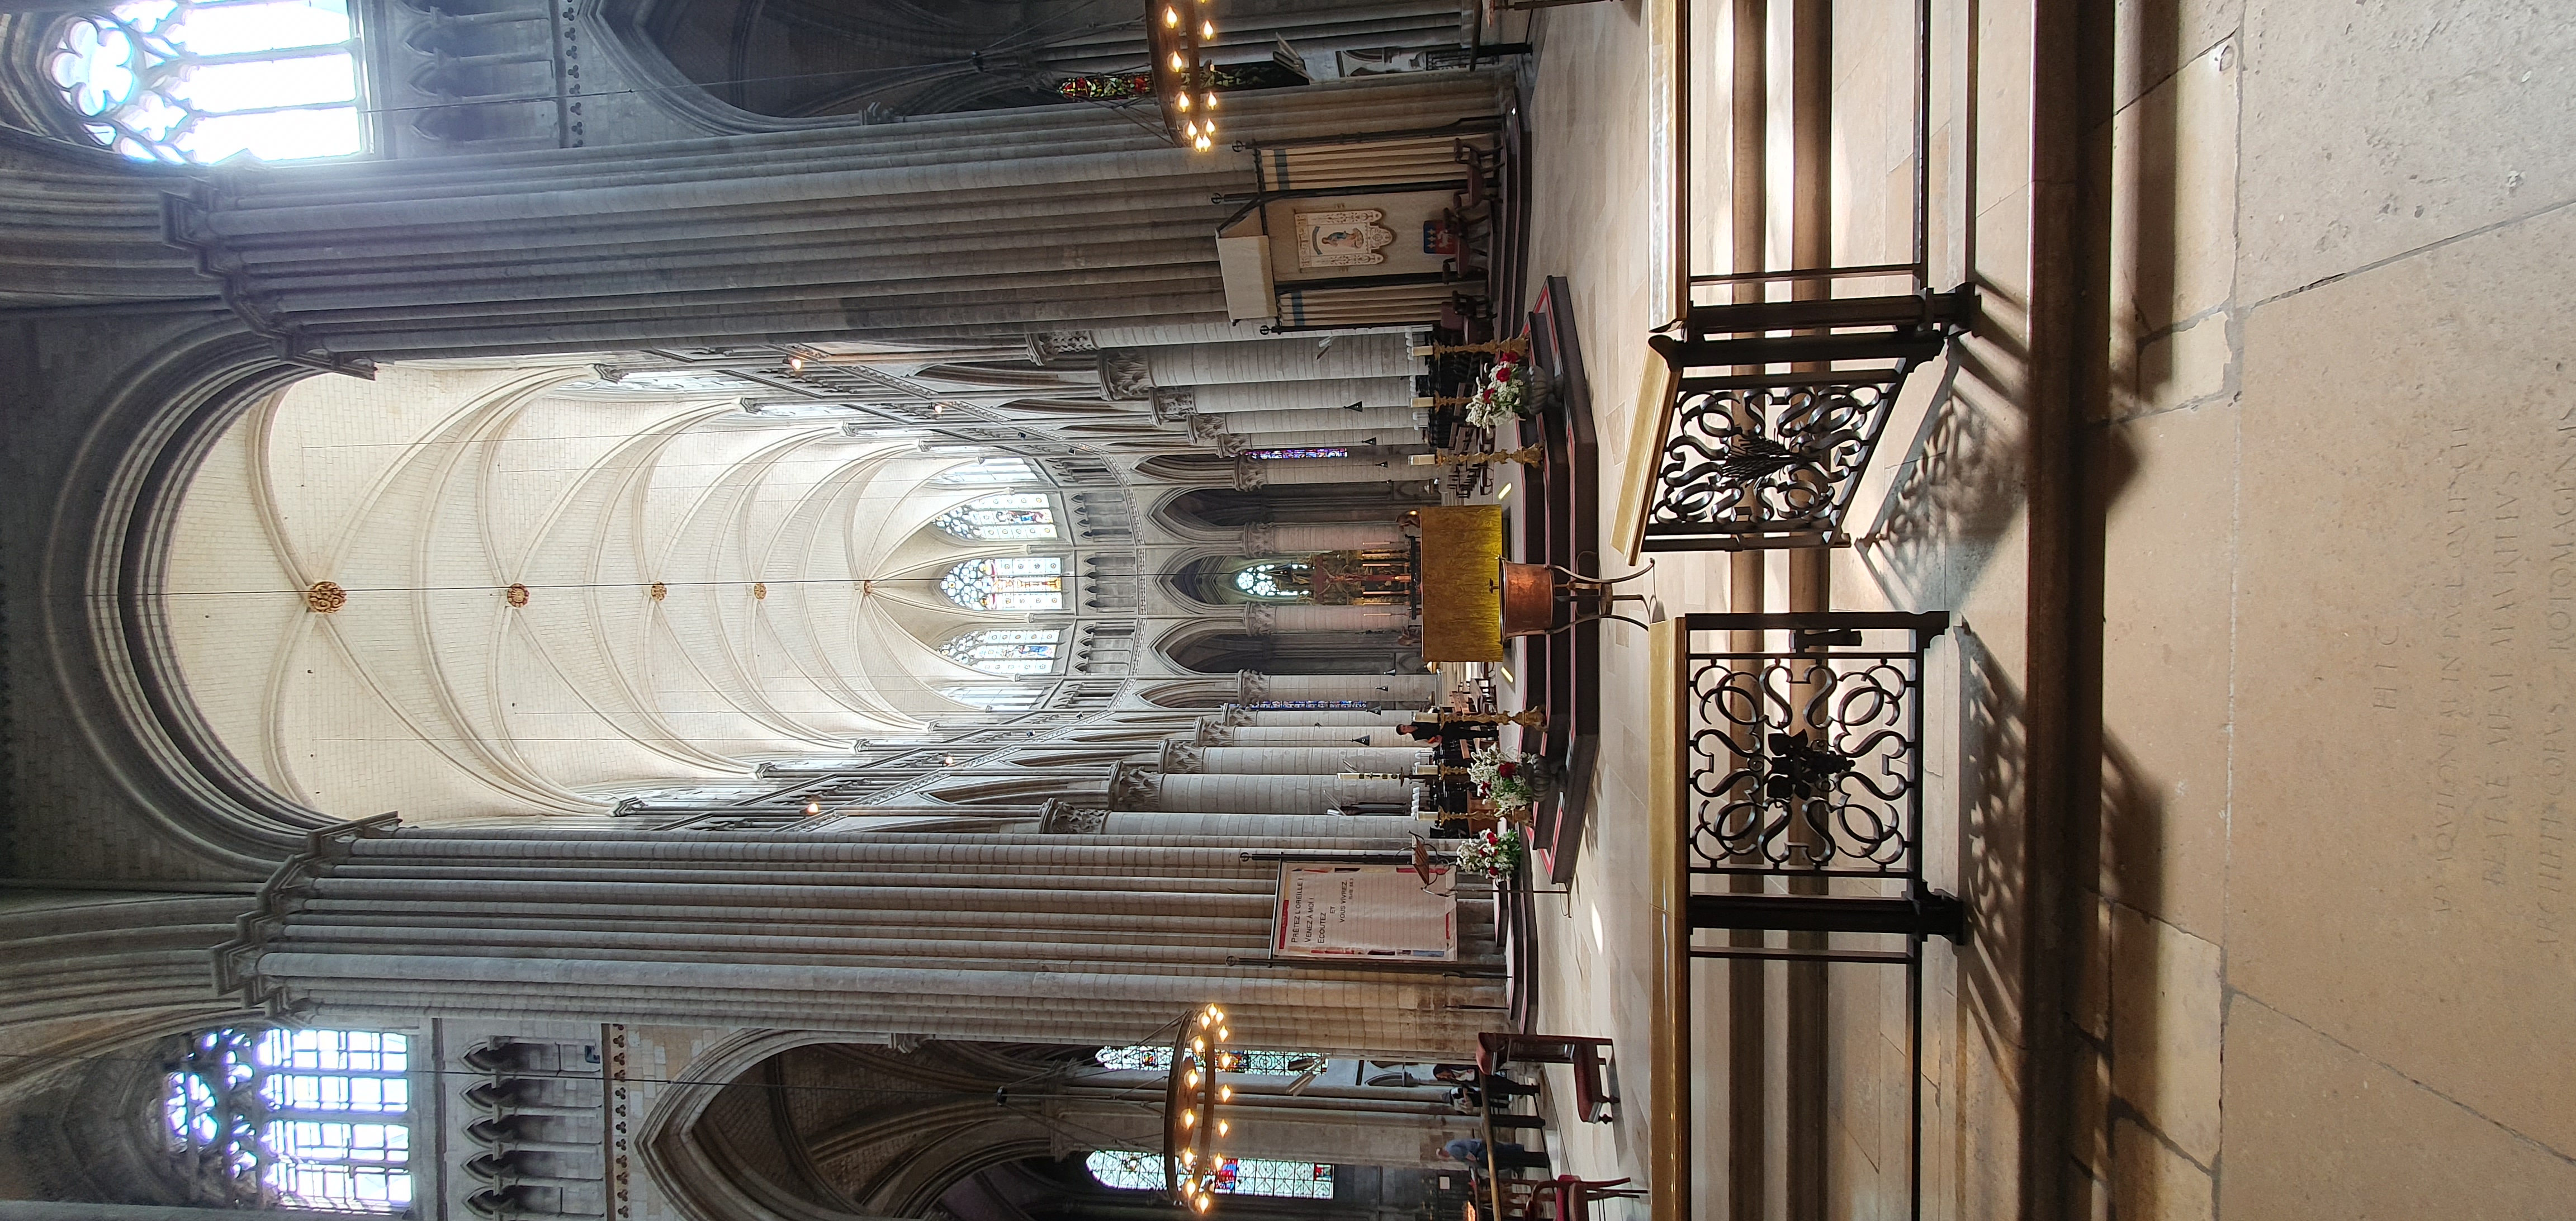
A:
[1497,761,1518,778]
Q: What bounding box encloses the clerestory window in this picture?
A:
[941,556,1064,611]
[162,1027,413,1212]
[50,0,363,164]
[940,627,1062,676]
[935,493,1058,542]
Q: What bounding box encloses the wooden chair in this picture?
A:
[1479,1031,1621,1122]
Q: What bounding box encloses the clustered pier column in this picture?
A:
[229,827,1503,1058]
[163,74,1504,371]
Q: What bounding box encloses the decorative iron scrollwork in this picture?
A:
[1649,379,1902,547]
[1684,645,1923,875]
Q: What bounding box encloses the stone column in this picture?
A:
[1218,725,1418,747]
[1258,604,1413,634]
[1253,674,1444,704]
[1144,334,1414,386]
[1186,746,1427,775]
[1239,454,1419,487]
[1095,812,1420,839]
[1237,709,1419,726]
[1132,773,1413,815]
[1214,405,1424,436]
[1257,522,1408,552]
[231,827,1500,1058]
[164,74,1503,370]
[1186,377,1417,415]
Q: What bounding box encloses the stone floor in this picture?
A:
[1505,0,2576,1217]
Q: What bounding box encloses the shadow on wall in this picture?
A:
[1860,346,2026,614]
[1952,624,2029,1102]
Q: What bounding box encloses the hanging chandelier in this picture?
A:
[1146,0,1220,151]
[1162,1004,1235,1211]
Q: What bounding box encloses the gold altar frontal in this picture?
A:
[1418,505,1505,662]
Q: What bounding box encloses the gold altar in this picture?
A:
[1418,505,1505,662]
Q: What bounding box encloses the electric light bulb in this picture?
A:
[1216,1120,1229,1136]
[1186,1068,1200,1087]
[1184,120,1197,138]
[1201,20,1215,39]
[1181,1110,1196,1128]
[1216,1025,1230,1041]
[1176,92,1191,110]
[804,801,822,815]
[1218,1085,1232,1101]
[1192,1037,1205,1053]
[1204,92,1218,109]
[1164,7,1178,25]
[1195,135,1213,152]
[1170,52,1185,72]
[1181,1151,1195,1168]
[1192,1196,1211,1213]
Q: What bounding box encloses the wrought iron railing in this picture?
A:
[1633,285,1974,551]
[1650,612,1965,1221]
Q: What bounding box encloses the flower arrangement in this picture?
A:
[1466,744,1546,813]
[1456,826,1524,877]
[1055,73,1152,101]
[1462,349,1530,428]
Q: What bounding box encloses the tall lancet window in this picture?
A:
[940,557,1064,610]
[163,1028,414,1211]
[1086,1151,1333,1199]
[935,493,1058,541]
[51,0,364,163]
[1233,561,1314,600]
[941,627,1062,675]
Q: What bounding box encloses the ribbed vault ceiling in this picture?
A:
[165,359,1055,822]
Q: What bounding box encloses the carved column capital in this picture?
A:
[1029,330,1099,363]
[1098,349,1155,400]
[1159,740,1204,774]
[1244,604,1278,636]
[1233,456,1264,490]
[1239,523,1279,553]
[1236,672,1268,703]
[1038,799,1110,834]
[1195,720,1234,747]
[1153,387,1197,422]
[1107,761,1161,809]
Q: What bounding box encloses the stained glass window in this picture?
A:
[52,1,364,164]
[1243,447,1351,460]
[1092,1045,1315,1076]
[941,628,1062,675]
[164,1028,412,1211]
[936,456,1038,484]
[941,557,1064,610]
[935,493,1058,541]
[1233,562,1312,599]
[1086,1151,1333,1200]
